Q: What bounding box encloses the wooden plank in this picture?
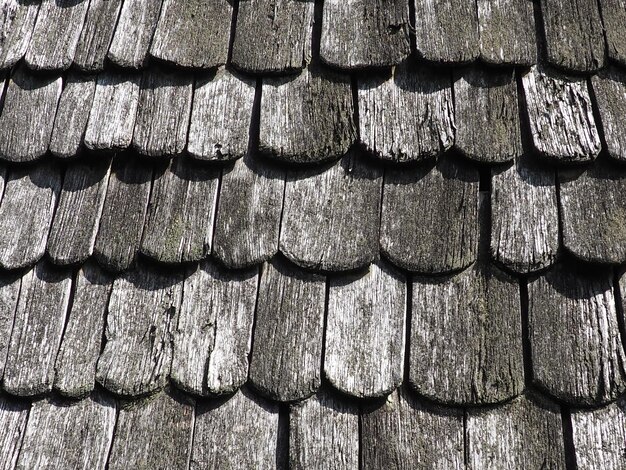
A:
[93,156,152,272]
[74,0,122,71]
[3,262,72,396]
[172,260,257,396]
[280,151,382,272]
[132,68,193,157]
[477,0,536,66]
[529,264,626,405]
[49,73,97,158]
[24,0,90,71]
[590,67,626,162]
[260,66,355,164]
[361,389,465,469]
[0,0,39,70]
[232,0,313,73]
[454,66,522,163]
[0,162,61,270]
[187,67,255,161]
[109,391,193,470]
[192,388,279,468]
[325,260,406,398]
[491,155,559,273]
[466,396,566,469]
[0,272,20,380]
[84,72,141,151]
[140,158,219,264]
[212,154,285,268]
[381,155,479,274]
[47,159,110,266]
[0,394,29,470]
[320,0,410,69]
[249,258,325,402]
[600,0,626,67]
[290,391,359,469]
[150,0,232,69]
[96,263,183,396]
[571,399,626,470]
[414,0,479,63]
[54,263,113,398]
[0,67,62,162]
[357,63,454,162]
[540,0,605,72]
[16,394,116,470]
[559,160,626,264]
[107,0,162,69]
[522,66,601,163]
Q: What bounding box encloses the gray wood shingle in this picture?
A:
[0,0,39,70]
[0,273,19,382]
[590,67,626,162]
[0,395,29,470]
[600,0,626,67]
[73,0,122,72]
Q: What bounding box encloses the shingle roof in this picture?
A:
[0,0,625,467]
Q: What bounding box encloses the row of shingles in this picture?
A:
[2,387,625,469]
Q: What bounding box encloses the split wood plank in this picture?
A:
[96,264,184,396]
[0,0,39,70]
[529,264,626,405]
[358,63,455,162]
[47,159,110,266]
[172,260,258,396]
[325,260,406,398]
[249,258,326,402]
[3,262,72,396]
[74,0,122,71]
[54,263,113,398]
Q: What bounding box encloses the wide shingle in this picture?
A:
[0,1,38,70]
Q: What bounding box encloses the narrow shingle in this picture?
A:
[0,272,20,381]
[590,67,626,162]
[0,395,29,470]
[0,0,39,70]
[600,0,626,67]
[73,0,122,72]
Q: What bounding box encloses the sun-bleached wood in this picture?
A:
[600,0,626,67]
[590,67,626,162]
[0,273,20,380]
[0,0,39,70]
[325,261,406,398]
[73,0,122,71]
[358,64,454,162]
[0,394,28,470]
[172,260,258,396]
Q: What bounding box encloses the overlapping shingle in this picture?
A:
[73,0,122,72]
[600,0,626,68]
[0,1,39,70]
[590,67,626,162]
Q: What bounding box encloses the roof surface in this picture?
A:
[0,0,625,468]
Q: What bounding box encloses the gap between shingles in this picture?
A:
[561,406,579,470]
[519,277,534,389]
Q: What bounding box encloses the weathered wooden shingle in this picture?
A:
[213,154,285,268]
[49,74,97,158]
[522,66,601,163]
[0,273,20,381]
[249,258,325,402]
[47,159,110,266]
[529,264,626,405]
[172,261,258,396]
[24,0,90,71]
[477,0,536,66]
[93,156,152,272]
[109,391,193,470]
[290,391,359,469]
[260,67,355,163]
[413,0,479,63]
[96,264,183,396]
[280,151,382,272]
[54,263,113,398]
[133,68,193,157]
[491,156,559,273]
[107,0,162,69]
[0,394,29,470]
[188,68,255,161]
[600,0,626,67]
[320,0,411,69]
[140,158,219,264]
[192,389,280,469]
[454,67,522,163]
[466,396,566,468]
[0,163,61,270]
[16,394,115,470]
[381,155,479,274]
[0,0,39,70]
[3,262,72,396]
[540,0,605,72]
[559,160,626,264]
[591,68,626,162]
[232,0,313,73]
[325,261,406,398]
[73,0,122,71]
[358,64,455,162]
[84,72,141,151]
[571,399,626,470]
[361,389,465,469]
[0,68,62,162]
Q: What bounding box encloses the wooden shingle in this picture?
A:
[0,0,39,70]
[73,0,122,72]
[0,395,29,470]
[590,67,626,162]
